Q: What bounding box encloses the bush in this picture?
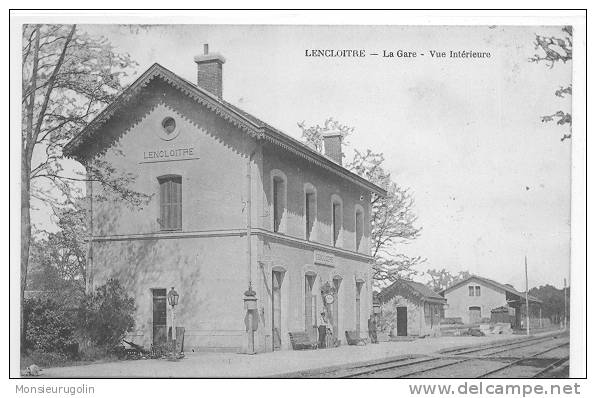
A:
[23,297,77,356]
[78,279,135,349]
[22,350,70,369]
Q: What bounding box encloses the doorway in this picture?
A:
[396,306,408,336]
[272,271,283,350]
[469,306,482,324]
[355,281,363,334]
[332,277,342,338]
[152,289,167,346]
[305,274,317,340]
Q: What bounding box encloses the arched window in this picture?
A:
[271,170,287,233]
[354,205,364,251]
[331,194,343,247]
[304,183,317,241]
[157,175,182,230]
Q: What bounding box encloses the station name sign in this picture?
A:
[142,147,196,162]
[314,250,335,267]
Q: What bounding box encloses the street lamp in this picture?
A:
[243,287,258,354]
[167,287,179,353]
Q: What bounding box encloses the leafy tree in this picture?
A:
[21,24,148,342]
[78,279,136,349]
[426,268,471,292]
[23,297,77,356]
[28,201,88,306]
[528,284,570,324]
[530,26,572,141]
[298,118,423,287]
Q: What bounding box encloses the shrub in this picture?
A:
[78,279,135,349]
[22,350,70,369]
[23,297,77,356]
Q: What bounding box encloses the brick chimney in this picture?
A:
[323,132,343,165]
[193,44,225,98]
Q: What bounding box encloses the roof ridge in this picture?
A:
[64,63,387,197]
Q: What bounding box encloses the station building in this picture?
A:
[440,275,542,327]
[64,47,386,353]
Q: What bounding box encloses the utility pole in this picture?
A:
[525,255,530,336]
[563,277,567,330]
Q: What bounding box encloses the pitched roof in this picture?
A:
[440,275,542,303]
[63,63,386,197]
[379,279,446,303]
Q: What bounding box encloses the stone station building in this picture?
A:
[64,46,386,353]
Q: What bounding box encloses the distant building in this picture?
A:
[378,279,446,337]
[439,275,541,327]
[64,46,386,352]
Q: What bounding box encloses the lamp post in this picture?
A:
[167,287,179,354]
[243,287,258,354]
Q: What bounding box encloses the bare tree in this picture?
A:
[298,120,423,288]
[21,24,148,343]
[530,26,572,141]
[426,268,471,292]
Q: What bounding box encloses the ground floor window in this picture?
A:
[272,271,283,350]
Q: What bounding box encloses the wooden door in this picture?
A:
[272,271,282,350]
[305,275,317,339]
[152,289,167,346]
[396,306,408,336]
[469,306,481,324]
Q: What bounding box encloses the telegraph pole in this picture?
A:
[563,277,567,330]
[525,256,530,336]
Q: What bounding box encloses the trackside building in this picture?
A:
[64,47,386,353]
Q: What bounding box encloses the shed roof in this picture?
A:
[379,279,446,304]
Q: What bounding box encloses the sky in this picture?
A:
[62,24,571,291]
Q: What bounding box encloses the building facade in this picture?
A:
[64,48,386,353]
[440,275,541,327]
[378,279,446,337]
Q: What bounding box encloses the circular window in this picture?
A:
[162,117,176,134]
[159,117,180,140]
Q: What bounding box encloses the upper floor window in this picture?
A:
[355,205,364,251]
[271,170,287,233]
[304,183,317,241]
[331,195,343,247]
[158,175,182,230]
[469,285,481,296]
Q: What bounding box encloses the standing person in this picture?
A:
[368,314,378,343]
[318,312,328,348]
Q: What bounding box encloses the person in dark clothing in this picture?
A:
[318,312,328,348]
[368,315,378,343]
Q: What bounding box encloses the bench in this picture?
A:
[345,330,367,346]
[288,331,318,350]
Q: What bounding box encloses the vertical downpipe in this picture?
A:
[246,152,253,291]
[245,149,256,353]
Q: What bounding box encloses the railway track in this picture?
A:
[303,332,569,378]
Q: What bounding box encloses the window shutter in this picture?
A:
[159,176,182,230]
[160,180,167,229]
[175,179,182,229]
